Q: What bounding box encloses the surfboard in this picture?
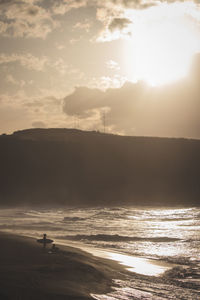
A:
[37,238,54,244]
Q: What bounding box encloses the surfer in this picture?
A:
[37,233,53,248]
[42,233,47,248]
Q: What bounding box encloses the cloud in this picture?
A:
[113,0,155,9]
[51,0,88,15]
[98,0,198,10]
[106,60,120,70]
[0,53,81,78]
[0,0,58,38]
[95,0,156,42]
[51,58,68,75]
[0,0,93,39]
[89,75,126,90]
[6,74,25,87]
[96,16,133,42]
[96,0,200,44]
[95,0,156,17]
[55,43,65,50]
[0,53,48,71]
[108,17,132,31]
[63,86,105,118]
[3,0,195,41]
[24,95,70,129]
[0,90,70,134]
[0,0,38,4]
[73,20,92,32]
[0,20,9,34]
[63,53,200,138]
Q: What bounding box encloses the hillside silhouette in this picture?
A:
[0,128,200,207]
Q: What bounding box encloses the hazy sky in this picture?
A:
[0,0,200,138]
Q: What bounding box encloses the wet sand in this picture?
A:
[68,243,176,277]
[1,232,200,300]
[0,232,127,300]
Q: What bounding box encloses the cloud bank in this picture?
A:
[0,0,198,39]
[63,53,200,138]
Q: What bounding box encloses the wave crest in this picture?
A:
[57,234,181,243]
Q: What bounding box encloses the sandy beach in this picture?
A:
[0,232,130,300]
[1,231,200,300]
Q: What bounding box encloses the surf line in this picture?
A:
[55,239,176,277]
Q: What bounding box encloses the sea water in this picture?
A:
[0,206,200,299]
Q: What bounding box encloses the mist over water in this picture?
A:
[0,206,200,299]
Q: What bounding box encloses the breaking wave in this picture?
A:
[57,234,181,243]
[63,216,86,222]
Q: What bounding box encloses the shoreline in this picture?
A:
[0,232,129,300]
[1,232,200,299]
[55,239,177,277]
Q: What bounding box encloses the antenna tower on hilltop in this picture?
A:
[103,111,106,133]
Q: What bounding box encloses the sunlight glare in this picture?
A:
[107,252,173,276]
[123,2,200,86]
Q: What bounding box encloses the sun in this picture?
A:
[123,2,200,86]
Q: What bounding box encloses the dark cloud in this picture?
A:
[0,0,15,4]
[106,0,156,9]
[121,0,155,9]
[0,0,38,6]
[63,53,200,138]
[107,0,198,9]
[27,6,39,16]
[63,87,105,118]
[108,17,132,32]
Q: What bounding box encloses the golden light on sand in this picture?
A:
[77,246,175,277]
[124,2,200,86]
[107,252,174,276]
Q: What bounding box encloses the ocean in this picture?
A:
[0,206,200,299]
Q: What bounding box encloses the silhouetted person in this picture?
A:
[43,233,47,248]
[37,233,53,248]
[51,243,59,253]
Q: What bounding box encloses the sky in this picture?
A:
[0,0,200,138]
